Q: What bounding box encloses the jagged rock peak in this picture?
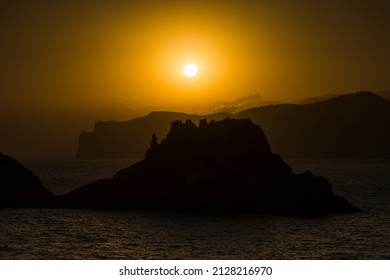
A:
[146,118,272,159]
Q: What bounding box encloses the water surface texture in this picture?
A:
[1,159,389,259]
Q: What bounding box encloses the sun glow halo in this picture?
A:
[183,63,198,77]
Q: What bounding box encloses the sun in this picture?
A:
[183,63,198,77]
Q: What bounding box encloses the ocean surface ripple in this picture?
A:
[0,158,389,259]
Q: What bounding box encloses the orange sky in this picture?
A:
[1,0,390,156]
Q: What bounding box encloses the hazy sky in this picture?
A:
[1,0,390,156]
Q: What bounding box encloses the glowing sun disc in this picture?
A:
[183,63,198,77]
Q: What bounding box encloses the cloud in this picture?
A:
[208,93,278,113]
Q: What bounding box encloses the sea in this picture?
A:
[0,158,389,259]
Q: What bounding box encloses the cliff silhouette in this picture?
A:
[63,118,361,215]
[0,152,55,207]
[76,91,390,159]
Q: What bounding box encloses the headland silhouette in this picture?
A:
[76,91,390,159]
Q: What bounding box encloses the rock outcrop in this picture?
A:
[0,152,55,207]
[64,118,361,215]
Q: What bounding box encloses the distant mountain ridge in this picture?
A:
[76,111,232,158]
[76,91,390,158]
[237,91,390,158]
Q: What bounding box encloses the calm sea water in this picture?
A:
[0,158,389,259]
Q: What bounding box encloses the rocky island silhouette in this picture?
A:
[1,119,361,215]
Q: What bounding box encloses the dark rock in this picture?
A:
[64,118,361,215]
[0,153,55,207]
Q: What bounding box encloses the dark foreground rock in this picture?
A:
[0,152,55,207]
[63,118,361,215]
